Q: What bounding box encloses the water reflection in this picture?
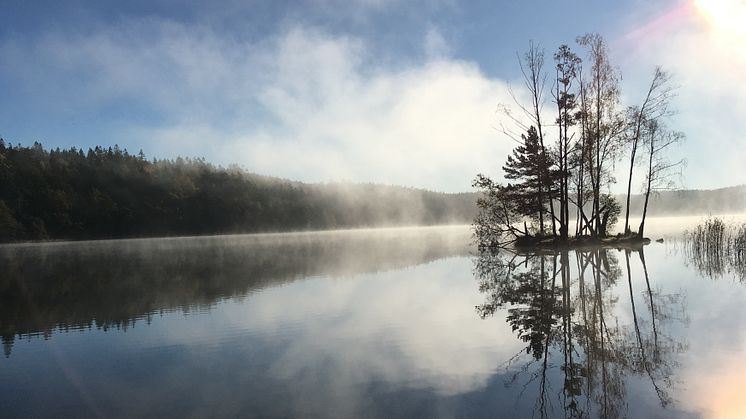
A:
[474,247,688,418]
[0,227,470,357]
[3,226,746,418]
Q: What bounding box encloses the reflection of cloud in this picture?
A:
[263,262,512,389]
[684,352,746,419]
[656,245,746,419]
[166,258,520,406]
[8,231,746,417]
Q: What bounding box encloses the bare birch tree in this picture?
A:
[638,120,685,237]
[576,33,626,238]
[623,67,675,235]
[553,44,581,240]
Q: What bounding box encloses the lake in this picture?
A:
[1,218,745,418]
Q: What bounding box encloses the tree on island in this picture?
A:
[638,119,685,237]
[622,67,678,235]
[501,126,558,233]
[474,33,683,248]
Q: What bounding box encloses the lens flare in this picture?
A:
[694,0,746,38]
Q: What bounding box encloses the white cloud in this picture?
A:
[8,5,741,194]
[199,26,516,191]
[0,0,746,192]
[1,19,516,192]
[424,26,452,59]
[228,34,512,190]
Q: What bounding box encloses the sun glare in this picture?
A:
[694,0,746,38]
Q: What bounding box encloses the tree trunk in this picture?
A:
[623,141,637,235]
[638,146,654,238]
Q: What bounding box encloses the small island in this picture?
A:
[473,35,683,251]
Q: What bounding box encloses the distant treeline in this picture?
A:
[0,141,742,242]
[621,186,746,217]
[562,187,746,220]
[0,141,475,242]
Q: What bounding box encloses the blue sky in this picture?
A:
[1,0,744,192]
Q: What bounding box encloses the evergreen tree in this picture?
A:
[502,126,555,233]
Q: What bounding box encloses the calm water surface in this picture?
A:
[1,220,745,418]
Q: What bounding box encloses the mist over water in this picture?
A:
[4,1,746,417]
[1,219,745,418]
[613,213,746,238]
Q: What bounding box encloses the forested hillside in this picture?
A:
[1,141,743,243]
[0,141,475,242]
[622,186,746,216]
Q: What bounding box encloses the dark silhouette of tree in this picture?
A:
[501,126,557,231]
[474,33,683,247]
[472,175,531,248]
[499,42,557,235]
[553,44,582,240]
[638,120,685,237]
[575,33,626,238]
[623,67,675,235]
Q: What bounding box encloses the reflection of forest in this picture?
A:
[0,228,469,357]
[475,247,688,418]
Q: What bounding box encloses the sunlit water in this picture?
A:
[1,219,745,418]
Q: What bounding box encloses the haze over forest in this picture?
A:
[1,141,742,242]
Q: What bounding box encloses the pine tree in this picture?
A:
[502,126,555,234]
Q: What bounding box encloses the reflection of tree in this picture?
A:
[475,247,687,418]
[477,254,560,360]
[475,252,562,417]
[0,228,469,357]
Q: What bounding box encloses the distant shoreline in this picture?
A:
[5,214,746,247]
[0,223,473,247]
